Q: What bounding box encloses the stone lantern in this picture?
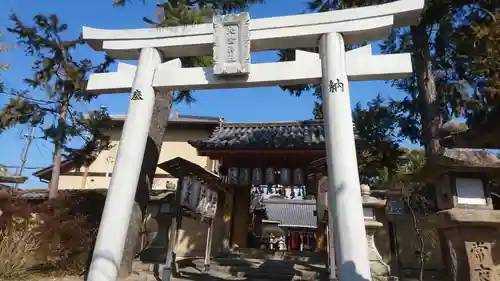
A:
[413,149,500,281]
[428,150,499,211]
[361,184,392,279]
[139,186,176,264]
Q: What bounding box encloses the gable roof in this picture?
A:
[435,148,500,168]
[0,165,28,184]
[33,113,222,181]
[263,198,317,228]
[33,158,82,181]
[10,188,174,201]
[441,107,500,149]
[412,148,500,182]
[188,120,329,150]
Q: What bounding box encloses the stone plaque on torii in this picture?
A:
[81,1,424,281]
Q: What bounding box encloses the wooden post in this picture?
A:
[211,191,226,255]
[163,177,183,281]
[81,165,89,189]
[222,190,234,253]
[326,222,336,280]
[203,218,214,272]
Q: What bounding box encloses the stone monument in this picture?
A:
[361,184,394,280]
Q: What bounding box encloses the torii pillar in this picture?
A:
[85,47,163,281]
[320,32,371,281]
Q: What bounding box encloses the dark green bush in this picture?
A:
[0,189,107,278]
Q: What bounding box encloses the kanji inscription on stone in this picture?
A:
[213,13,250,76]
[131,89,143,100]
[328,78,345,93]
[475,264,492,281]
[465,241,498,281]
[470,242,489,263]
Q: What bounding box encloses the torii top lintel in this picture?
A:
[82,0,423,60]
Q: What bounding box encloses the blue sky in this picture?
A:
[0,0,410,188]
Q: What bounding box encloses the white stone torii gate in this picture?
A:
[82,1,423,281]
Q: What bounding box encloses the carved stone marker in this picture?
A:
[213,13,250,76]
[437,211,500,281]
[466,241,497,281]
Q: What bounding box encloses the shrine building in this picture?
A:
[32,114,332,256]
[187,119,330,252]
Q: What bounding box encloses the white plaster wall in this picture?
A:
[57,126,214,190]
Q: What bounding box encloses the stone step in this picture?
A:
[217,249,327,263]
[132,258,330,281]
[232,269,327,280]
[187,258,329,281]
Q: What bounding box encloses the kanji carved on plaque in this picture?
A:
[213,12,250,76]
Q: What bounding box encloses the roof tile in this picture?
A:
[189,120,326,149]
[263,198,317,228]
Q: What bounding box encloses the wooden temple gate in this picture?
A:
[188,121,328,250]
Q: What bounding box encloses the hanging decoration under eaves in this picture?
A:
[252,167,262,185]
[228,167,238,184]
[293,168,304,185]
[280,168,290,186]
[182,176,218,220]
[239,168,250,186]
[225,167,307,188]
[265,168,275,185]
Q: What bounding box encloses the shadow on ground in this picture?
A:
[175,254,330,281]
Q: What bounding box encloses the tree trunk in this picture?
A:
[81,164,89,189]
[119,89,174,277]
[409,22,441,281]
[411,23,441,157]
[48,101,68,199]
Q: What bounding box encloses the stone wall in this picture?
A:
[374,209,500,281]
[374,209,444,276]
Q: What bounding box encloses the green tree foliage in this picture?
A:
[0,33,8,71]
[1,14,113,198]
[321,92,426,190]
[285,0,500,157]
[452,10,500,126]
[353,95,406,187]
[0,32,9,92]
[113,0,264,103]
[113,0,263,12]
